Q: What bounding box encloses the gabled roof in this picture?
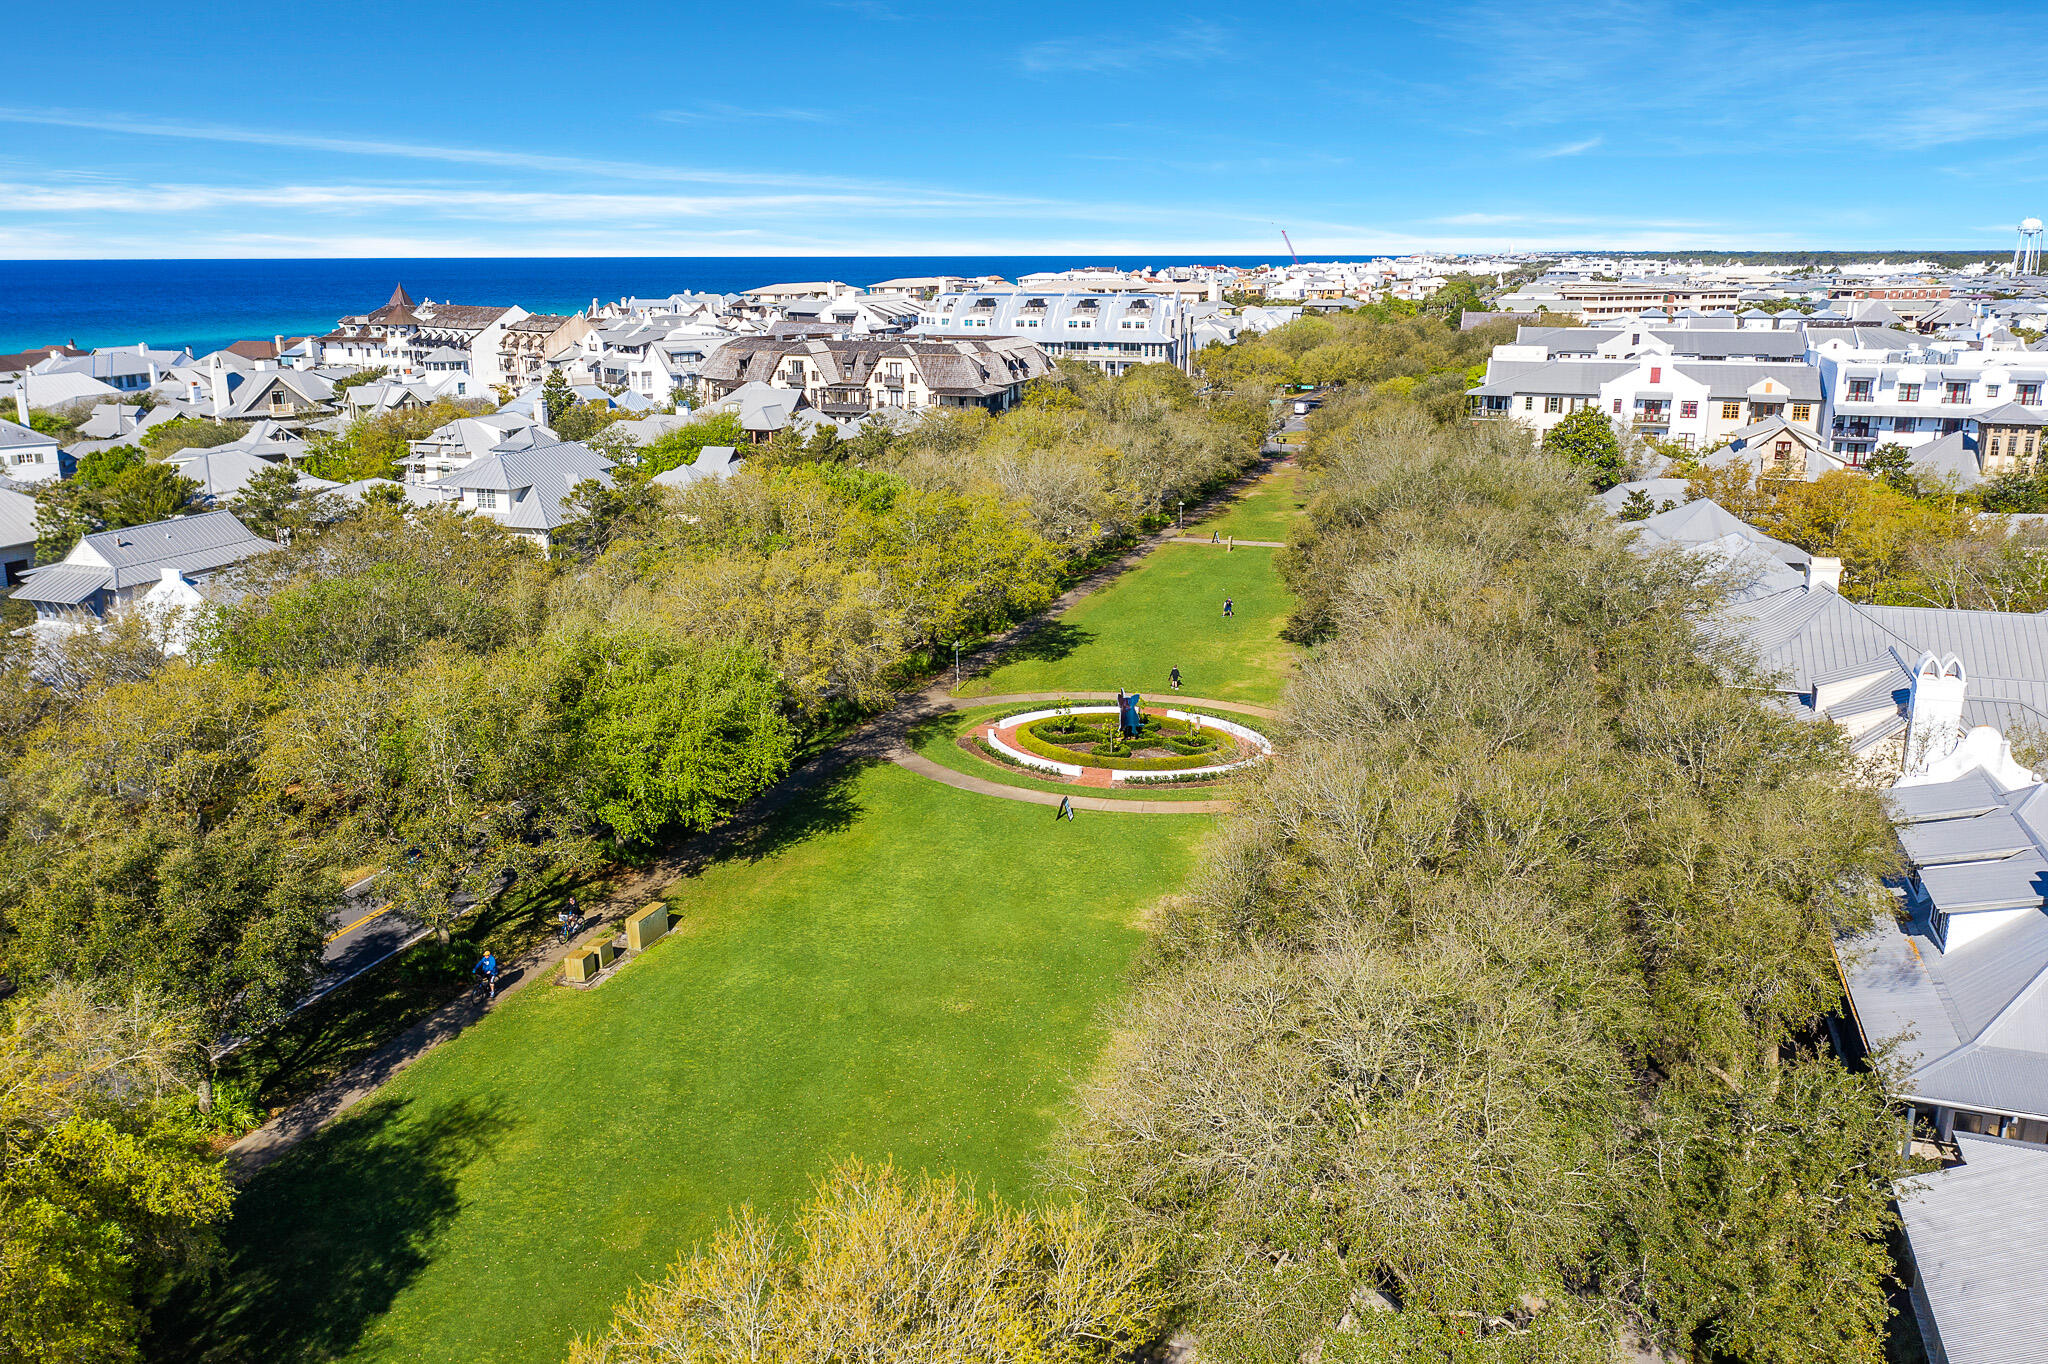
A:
[10,509,272,603]
[163,447,339,501]
[429,439,614,532]
[221,369,335,419]
[1629,497,1811,569]
[1669,361,1822,400]
[0,419,59,451]
[650,445,743,489]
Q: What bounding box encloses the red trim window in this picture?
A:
[1681,400,1698,418]
[1650,366,1662,383]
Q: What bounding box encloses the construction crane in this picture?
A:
[1279,228,1301,265]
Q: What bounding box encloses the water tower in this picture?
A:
[2016,218,2045,276]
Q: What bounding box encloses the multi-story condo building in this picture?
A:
[1469,321,1824,450]
[698,336,1053,416]
[1470,356,1821,450]
[915,292,1198,375]
[1495,275,1746,320]
[497,314,589,390]
[1813,341,2046,464]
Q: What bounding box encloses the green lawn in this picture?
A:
[967,542,1299,705]
[908,704,1235,803]
[1185,467,1303,543]
[155,763,1204,1364]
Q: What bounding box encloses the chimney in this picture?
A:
[13,382,26,426]
[274,335,284,357]
[1904,652,1969,777]
[138,341,148,355]
[1805,556,1842,592]
[211,357,229,416]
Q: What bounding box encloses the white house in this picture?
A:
[0,418,63,483]
[8,510,274,647]
[425,437,613,552]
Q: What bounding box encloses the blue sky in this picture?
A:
[3,0,2044,258]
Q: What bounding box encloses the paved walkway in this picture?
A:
[886,692,1278,815]
[1165,536,1286,548]
[225,451,1290,1177]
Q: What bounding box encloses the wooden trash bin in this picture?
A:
[625,903,670,953]
[563,947,601,984]
[592,937,617,969]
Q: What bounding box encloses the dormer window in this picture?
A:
[477,488,499,510]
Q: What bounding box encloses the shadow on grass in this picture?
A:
[148,1094,515,1364]
[673,751,874,880]
[1000,619,1095,668]
[225,873,585,1115]
[904,708,966,748]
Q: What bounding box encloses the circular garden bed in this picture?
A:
[966,703,1274,788]
[1015,711,1245,772]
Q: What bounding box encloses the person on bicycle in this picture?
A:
[474,950,500,1000]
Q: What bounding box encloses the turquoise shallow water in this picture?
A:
[0,254,1335,355]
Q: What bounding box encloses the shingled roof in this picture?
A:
[367,283,418,324]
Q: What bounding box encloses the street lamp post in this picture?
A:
[1178,499,1184,530]
[954,643,962,689]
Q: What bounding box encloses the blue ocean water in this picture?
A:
[0,256,1322,357]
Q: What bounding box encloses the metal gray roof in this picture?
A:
[16,509,276,599]
[1861,605,2048,691]
[430,439,614,533]
[1469,359,1633,397]
[11,563,112,605]
[1900,1133,2048,1364]
[1670,361,1822,400]
[1628,498,1811,566]
[0,485,33,550]
[0,419,58,450]
[1651,328,1809,359]
[1900,811,2036,866]
[1891,774,2009,824]
[1921,856,2048,913]
[1977,402,2048,427]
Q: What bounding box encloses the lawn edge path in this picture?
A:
[225,450,1288,1180]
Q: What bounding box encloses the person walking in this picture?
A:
[1223,598,1234,619]
[474,950,501,1001]
[1169,666,1182,691]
